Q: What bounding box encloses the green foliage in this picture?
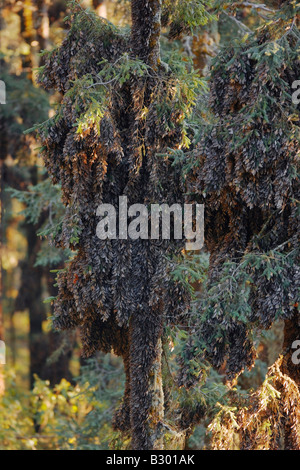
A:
[30,356,125,450]
[163,0,217,35]
[175,0,299,387]
[7,179,62,226]
[179,243,299,385]
[0,65,50,136]
[0,356,125,450]
[172,252,209,297]
[7,178,73,266]
[0,371,35,450]
[72,54,149,136]
[161,51,209,139]
[2,0,298,452]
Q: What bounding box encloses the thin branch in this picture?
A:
[230,2,277,13]
[85,76,119,89]
[223,11,253,33]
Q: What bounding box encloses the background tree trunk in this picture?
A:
[0,160,5,396]
[93,0,107,18]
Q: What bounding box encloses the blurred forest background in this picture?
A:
[0,0,298,450]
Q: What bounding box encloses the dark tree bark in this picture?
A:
[15,167,46,389]
[44,269,73,386]
[16,243,72,388]
[127,0,164,449]
[131,0,162,69]
[128,307,164,449]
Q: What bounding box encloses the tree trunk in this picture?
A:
[93,0,107,18]
[35,0,50,52]
[0,159,5,396]
[129,309,164,449]
[126,0,165,450]
[14,168,45,389]
[128,311,186,449]
[125,0,189,450]
[44,269,72,386]
[190,21,220,76]
[24,221,46,389]
[131,0,162,69]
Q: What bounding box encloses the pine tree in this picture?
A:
[0,48,50,391]
[36,0,214,449]
[0,0,73,387]
[179,0,299,449]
